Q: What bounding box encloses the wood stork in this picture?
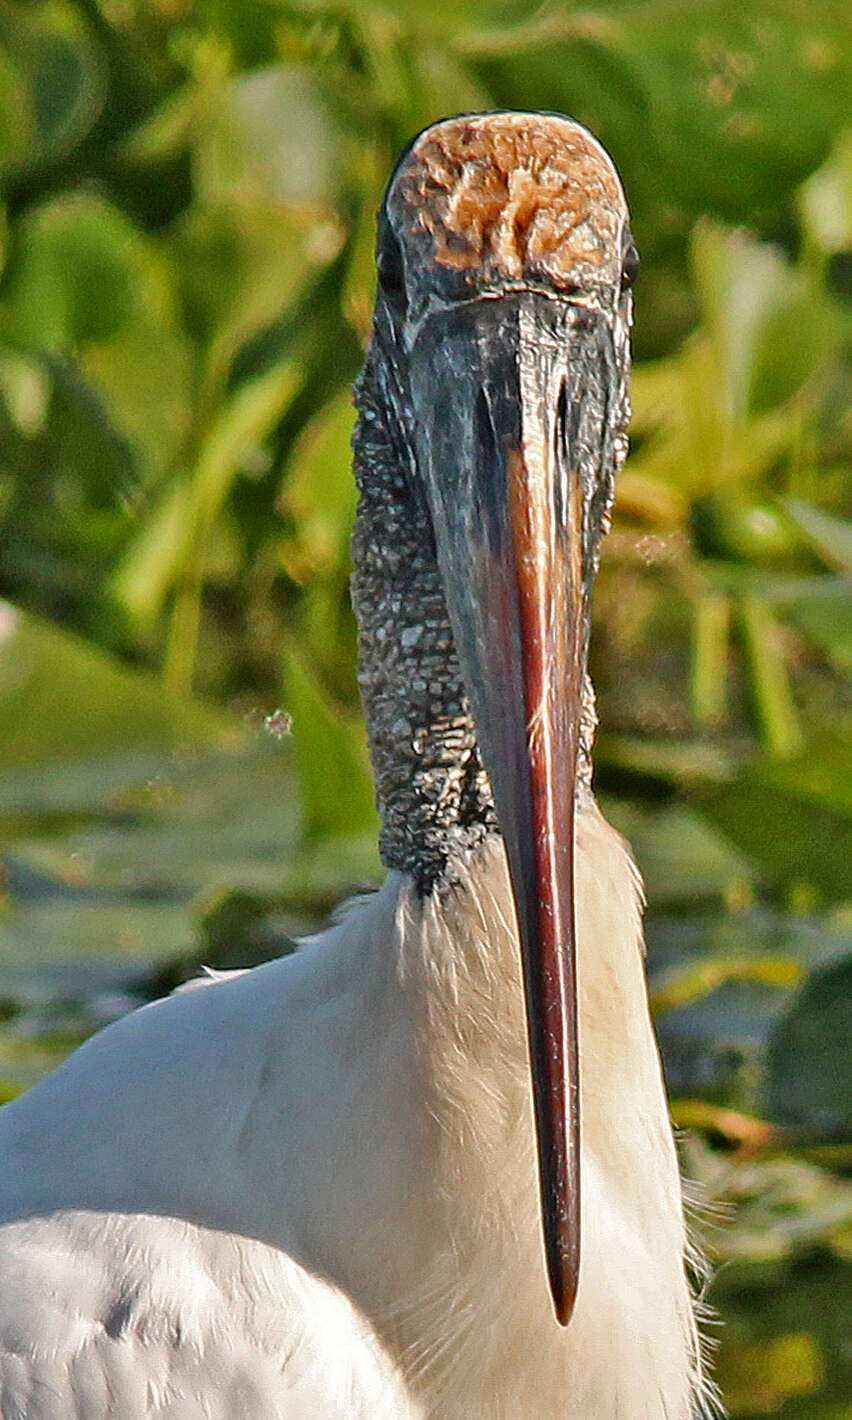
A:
[0,113,711,1419]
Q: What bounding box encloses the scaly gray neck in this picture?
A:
[351,340,497,890]
[350,337,597,891]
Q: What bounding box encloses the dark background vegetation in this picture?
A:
[0,1,850,1413]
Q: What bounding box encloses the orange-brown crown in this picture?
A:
[389,113,627,289]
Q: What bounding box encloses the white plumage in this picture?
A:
[0,808,702,1418]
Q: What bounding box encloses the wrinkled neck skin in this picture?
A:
[351,331,598,891]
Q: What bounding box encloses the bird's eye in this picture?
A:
[621,239,640,292]
[377,228,406,301]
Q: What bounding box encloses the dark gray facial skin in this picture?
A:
[350,111,636,1324]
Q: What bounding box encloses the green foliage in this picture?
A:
[281,645,376,843]
[0,3,850,1413]
[767,957,852,1135]
[0,600,237,774]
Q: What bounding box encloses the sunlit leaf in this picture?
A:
[650,954,801,1013]
[691,220,790,422]
[669,1099,775,1147]
[109,479,192,628]
[799,130,852,257]
[613,469,687,527]
[196,65,345,209]
[0,350,50,435]
[629,335,797,495]
[114,362,301,632]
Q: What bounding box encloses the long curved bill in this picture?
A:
[410,290,609,1325]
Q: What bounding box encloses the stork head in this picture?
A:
[370,112,635,1326]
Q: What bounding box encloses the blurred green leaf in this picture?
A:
[696,725,852,901]
[784,579,852,674]
[687,1135,852,1266]
[406,42,492,124]
[629,336,797,496]
[2,194,140,347]
[739,594,802,756]
[1,190,192,493]
[602,798,753,906]
[692,220,790,423]
[0,2,105,176]
[613,1,851,221]
[282,646,376,844]
[799,130,852,257]
[280,389,357,575]
[596,735,734,786]
[0,601,238,773]
[691,592,730,727]
[174,203,339,370]
[652,953,802,1013]
[340,142,387,344]
[0,43,34,175]
[692,497,801,564]
[120,38,231,166]
[162,357,305,696]
[109,478,191,629]
[196,65,345,209]
[720,1330,825,1414]
[767,957,852,1137]
[0,350,49,435]
[115,361,300,636]
[784,498,852,573]
[748,278,841,415]
[83,310,192,490]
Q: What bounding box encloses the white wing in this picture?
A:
[0,1209,415,1419]
[0,884,422,1419]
